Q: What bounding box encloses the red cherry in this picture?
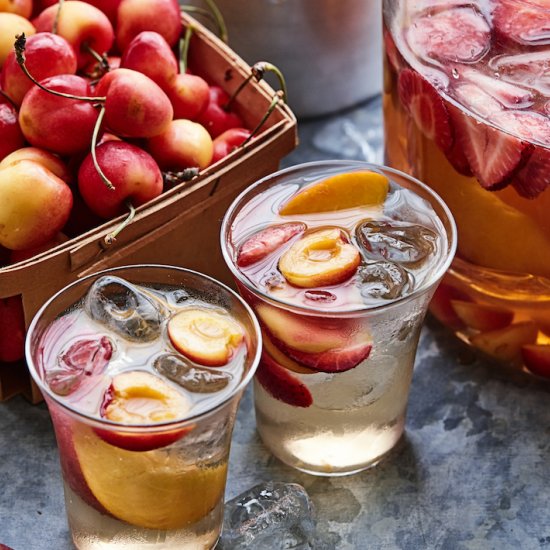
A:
[195,86,243,139]
[0,296,25,363]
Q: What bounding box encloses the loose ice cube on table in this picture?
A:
[84,276,165,342]
[218,482,318,550]
[357,261,410,300]
[356,221,437,267]
[154,353,231,393]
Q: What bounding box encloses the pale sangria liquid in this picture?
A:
[33,274,253,549]
[222,162,455,475]
[383,0,550,374]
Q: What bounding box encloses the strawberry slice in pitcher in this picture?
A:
[405,6,491,64]
[398,69,453,153]
[493,0,550,47]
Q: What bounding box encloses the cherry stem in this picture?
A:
[163,167,200,188]
[91,105,115,191]
[180,0,227,42]
[0,89,17,110]
[84,43,110,72]
[242,90,283,147]
[225,62,288,112]
[14,34,107,103]
[52,0,64,35]
[104,201,136,246]
[179,24,194,74]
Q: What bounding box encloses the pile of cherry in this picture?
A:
[0,0,256,364]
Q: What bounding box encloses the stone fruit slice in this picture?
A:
[168,308,244,367]
[429,283,471,330]
[73,426,227,529]
[262,331,316,375]
[279,171,389,215]
[450,301,514,332]
[522,344,550,379]
[470,321,538,364]
[98,370,192,451]
[279,228,360,288]
[256,350,313,408]
[236,222,306,267]
[493,0,550,47]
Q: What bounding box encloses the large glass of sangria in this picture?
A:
[25,265,261,550]
[383,0,550,376]
[221,161,456,476]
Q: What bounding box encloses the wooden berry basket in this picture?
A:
[0,13,297,403]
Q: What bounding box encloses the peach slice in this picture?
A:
[279,170,389,215]
[470,321,538,364]
[255,303,359,353]
[521,344,550,379]
[450,300,514,332]
[279,228,361,288]
[73,426,227,529]
[262,330,316,375]
[168,308,244,367]
[99,371,192,451]
[429,282,471,330]
[256,350,313,407]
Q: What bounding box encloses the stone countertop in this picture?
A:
[1,98,550,550]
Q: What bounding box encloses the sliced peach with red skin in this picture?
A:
[262,330,316,375]
[521,345,550,379]
[469,321,538,364]
[279,170,389,215]
[255,302,363,353]
[450,300,514,332]
[256,350,313,407]
[168,308,244,367]
[279,228,361,288]
[429,283,471,330]
[237,222,306,267]
[97,371,192,451]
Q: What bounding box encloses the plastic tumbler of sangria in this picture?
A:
[383,0,550,377]
[25,265,261,550]
[221,161,456,476]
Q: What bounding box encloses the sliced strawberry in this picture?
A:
[237,222,306,267]
[406,7,491,64]
[545,101,550,116]
[449,106,533,190]
[398,68,453,153]
[522,344,550,379]
[256,350,313,408]
[493,0,550,47]
[490,51,550,97]
[452,83,503,119]
[268,331,372,373]
[486,110,550,198]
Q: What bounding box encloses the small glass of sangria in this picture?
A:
[383,0,550,377]
[25,265,261,550]
[221,161,456,476]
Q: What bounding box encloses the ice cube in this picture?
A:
[260,270,285,291]
[154,353,232,393]
[84,276,165,342]
[47,336,113,395]
[356,221,437,267]
[218,482,318,550]
[357,261,410,300]
[490,51,550,96]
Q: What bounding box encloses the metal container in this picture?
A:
[211,0,382,118]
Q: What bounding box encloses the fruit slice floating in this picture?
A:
[73,426,227,529]
[255,350,313,408]
[268,332,372,374]
[429,283,471,331]
[450,300,514,332]
[493,0,550,47]
[98,371,192,451]
[398,68,453,153]
[405,6,491,64]
[168,308,244,367]
[469,321,538,364]
[236,222,306,267]
[278,228,360,288]
[262,331,316,375]
[279,171,389,215]
[522,344,550,379]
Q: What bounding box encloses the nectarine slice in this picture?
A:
[470,321,538,364]
[450,300,514,332]
[168,308,244,366]
[279,228,360,288]
[521,344,550,379]
[73,427,227,529]
[279,170,389,215]
[262,331,316,375]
